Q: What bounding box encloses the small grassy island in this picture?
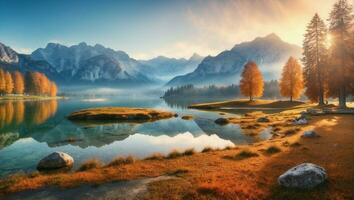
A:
[67,107,177,123]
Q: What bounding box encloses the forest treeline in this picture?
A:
[165,0,353,108]
[0,68,58,97]
[163,81,281,99]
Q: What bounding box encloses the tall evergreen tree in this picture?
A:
[327,0,353,108]
[302,14,328,105]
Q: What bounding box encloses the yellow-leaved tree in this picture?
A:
[239,61,264,101]
[279,57,304,101]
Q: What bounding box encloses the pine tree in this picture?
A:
[302,14,329,104]
[4,71,14,94]
[327,0,354,108]
[279,57,304,101]
[12,71,25,94]
[239,61,264,101]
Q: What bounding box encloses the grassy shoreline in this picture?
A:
[0,95,64,101]
[0,100,353,199]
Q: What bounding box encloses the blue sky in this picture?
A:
[0,0,336,59]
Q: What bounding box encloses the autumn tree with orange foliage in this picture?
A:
[12,71,25,94]
[49,81,58,97]
[279,57,304,101]
[4,71,14,94]
[239,61,264,101]
[0,69,5,95]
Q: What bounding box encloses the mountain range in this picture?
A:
[0,33,302,88]
[167,33,302,86]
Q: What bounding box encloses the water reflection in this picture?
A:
[0,100,58,148]
[0,132,234,175]
[0,98,273,176]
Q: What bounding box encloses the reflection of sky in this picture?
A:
[0,132,233,176]
[0,97,271,176]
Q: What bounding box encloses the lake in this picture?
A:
[0,97,271,176]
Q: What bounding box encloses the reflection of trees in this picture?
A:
[0,100,58,130]
[14,101,25,125]
[25,100,58,125]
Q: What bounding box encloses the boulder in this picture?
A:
[214,118,229,125]
[37,152,74,170]
[181,115,193,120]
[293,118,308,125]
[257,117,270,122]
[302,130,320,138]
[278,163,327,189]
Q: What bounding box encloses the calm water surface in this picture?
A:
[0,97,271,176]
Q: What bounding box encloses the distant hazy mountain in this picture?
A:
[167,33,302,86]
[140,53,203,82]
[30,42,153,85]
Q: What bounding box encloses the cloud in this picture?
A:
[133,0,337,59]
[12,47,33,54]
[183,0,336,54]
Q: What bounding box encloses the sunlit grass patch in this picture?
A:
[107,156,135,167]
[78,159,103,171]
[283,127,301,136]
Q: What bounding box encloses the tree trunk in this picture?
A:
[250,96,252,101]
[339,87,347,109]
[290,95,292,102]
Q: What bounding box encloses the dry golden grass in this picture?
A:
[77,159,103,172]
[145,153,165,160]
[0,115,353,200]
[106,156,135,167]
[67,107,176,122]
[189,99,311,110]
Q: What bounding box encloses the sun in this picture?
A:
[326,34,333,48]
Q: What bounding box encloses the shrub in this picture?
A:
[265,146,281,154]
[201,147,213,153]
[167,150,183,159]
[145,153,165,160]
[107,156,135,167]
[183,148,196,156]
[78,159,103,171]
[226,150,259,160]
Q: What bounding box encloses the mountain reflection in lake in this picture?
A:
[0,97,271,176]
